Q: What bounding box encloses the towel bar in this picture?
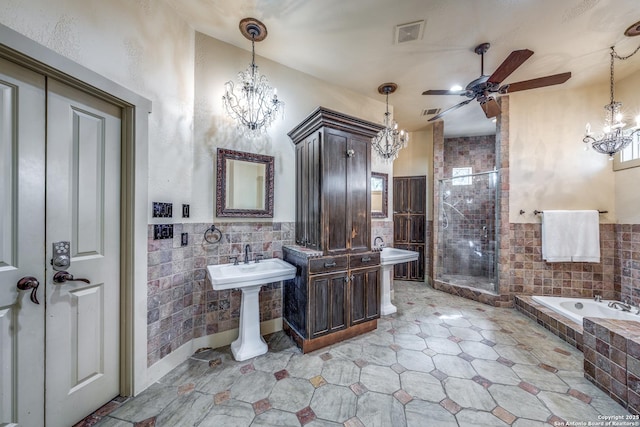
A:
[532,209,608,215]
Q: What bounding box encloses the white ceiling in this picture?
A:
[165,0,640,137]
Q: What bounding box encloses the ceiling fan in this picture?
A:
[422,42,571,121]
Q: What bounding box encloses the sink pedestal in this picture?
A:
[380,264,397,315]
[379,247,419,316]
[231,285,267,361]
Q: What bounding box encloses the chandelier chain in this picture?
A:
[611,44,640,61]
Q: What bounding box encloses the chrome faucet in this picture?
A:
[608,301,632,312]
[374,236,385,248]
[243,244,251,264]
[594,294,602,302]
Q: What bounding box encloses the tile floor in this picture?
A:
[80,281,632,427]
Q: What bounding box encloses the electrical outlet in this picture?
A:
[153,224,173,240]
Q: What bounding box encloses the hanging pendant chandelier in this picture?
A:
[222,18,284,138]
[583,45,640,159]
[372,83,409,163]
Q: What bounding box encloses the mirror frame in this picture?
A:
[216,148,274,218]
[371,172,388,218]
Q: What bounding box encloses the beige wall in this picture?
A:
[508,85,616,223]
[614,70,640,224]
[0,0,195,221]
[194,33,386,222]
[1,1,387,224]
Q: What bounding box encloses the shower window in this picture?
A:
[436,170,499,294]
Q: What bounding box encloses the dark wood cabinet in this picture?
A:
[284,107,383,353]
[393,176,427,281]
[350,266,380,325]
[309,272,348,338]
[393,243,425,281]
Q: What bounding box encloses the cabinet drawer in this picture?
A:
[349,252,380,269]
[309,256,348,274]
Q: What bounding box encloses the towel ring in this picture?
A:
[204,224,222,243]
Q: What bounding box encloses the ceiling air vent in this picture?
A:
[422,108,441,117]
[395,20,425,44]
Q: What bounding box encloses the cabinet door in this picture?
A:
[408,176,426,214]
[323,130,349,254]
[408,215,426,243]
[393,177,409,214]
[306,133,321,249]
[295,143,305,245]
[296,133,321,248]
[347,135,371,253]
[394,244,425,281]
[394,215,410,243]
[309,272,348,338]
[350,267,380,325]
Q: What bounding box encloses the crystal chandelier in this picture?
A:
[372,83,409,163]
[583,45,640,159]
[222,18,284,138]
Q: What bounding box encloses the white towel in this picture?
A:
[541,210,600,263]
[571,210,600,263]
[541,210,573,262]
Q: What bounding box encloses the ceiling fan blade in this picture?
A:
[500,72,572,93]
[487,49,534,84]
[427,99,473,121]
[480,97,501,118]
[422,89,466,96]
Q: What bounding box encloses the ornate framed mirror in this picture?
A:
[371,172,388,218]
[216,148,274,217]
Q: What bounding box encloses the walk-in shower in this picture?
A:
[436,170,499,294]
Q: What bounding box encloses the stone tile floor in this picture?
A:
[78,282,632,426]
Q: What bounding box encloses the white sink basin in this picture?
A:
[207,258,296,290]
[206,258,296,361]
[380,247,419,266]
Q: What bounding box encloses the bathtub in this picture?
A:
[531,296,640,325]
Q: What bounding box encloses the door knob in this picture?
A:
[53,271,91,284]
[17,276,40,304]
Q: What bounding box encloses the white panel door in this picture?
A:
[0,57,46,426]
[45,79,121,426]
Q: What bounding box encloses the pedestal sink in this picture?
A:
[206,258,296,361]
[379,247,419,315]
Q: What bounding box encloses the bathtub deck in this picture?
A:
[515,295,584,351]
[516,295,640,415]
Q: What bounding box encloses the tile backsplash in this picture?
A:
[146,222,295,366]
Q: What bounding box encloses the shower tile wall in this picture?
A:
[508,223,616,298]
[617,224,640,305]
[442,135,496,176]
[146,222,295,366]
[440,135,497,284]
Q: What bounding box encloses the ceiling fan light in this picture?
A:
[450,84,463,91]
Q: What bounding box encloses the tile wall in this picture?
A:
[509,223,617,299]
[442,135,496,176]
[583,317,640,414]
[617,224,640,305]
[146,222,295,366]
[148,220,398,366]
[371,220,393,248]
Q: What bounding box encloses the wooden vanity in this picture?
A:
[283,107,384,353]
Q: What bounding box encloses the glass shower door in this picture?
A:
[436,170,499,293]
